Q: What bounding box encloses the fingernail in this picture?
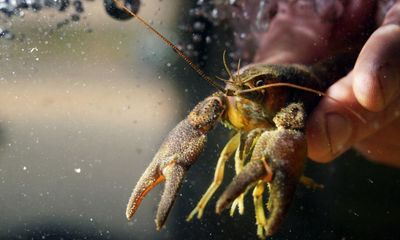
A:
[325,113,352,155]
[378,64,400,107]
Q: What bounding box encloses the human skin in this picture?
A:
[253,0,400,167]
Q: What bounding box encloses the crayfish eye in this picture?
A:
[255,79,265,87]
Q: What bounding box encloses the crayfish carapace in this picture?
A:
[119,2,361,239]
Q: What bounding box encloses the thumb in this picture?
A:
[306,22,400,162]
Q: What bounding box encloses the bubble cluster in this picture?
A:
[0,0,70,16]
[0,0,89,40]
[177,0,278,72]
[0,0,141,40]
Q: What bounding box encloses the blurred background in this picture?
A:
[0,0,399,239]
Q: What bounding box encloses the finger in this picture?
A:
[352,2,400,111]
[307,70,400,162]
[307,73,356,162]
[355,118,400,167]
[352,24,400,112]
[307,4,400,162]
[382,1,400,26]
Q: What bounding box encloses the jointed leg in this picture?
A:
[230,142,246,216]
[187,133,240,221]
[230,129,266,216]
[253,180,268,239]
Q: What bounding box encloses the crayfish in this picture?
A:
[119,2,360,239]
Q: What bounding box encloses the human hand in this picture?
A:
[254,0,400,167]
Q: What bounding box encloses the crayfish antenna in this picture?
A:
[113,0,226,93]
[223,50,235,82]
[237,83,366,123]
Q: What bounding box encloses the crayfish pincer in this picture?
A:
[126,93,226,229]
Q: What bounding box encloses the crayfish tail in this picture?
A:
[155,164,185,230]
[216,159,266,214]
[126,161,165,220]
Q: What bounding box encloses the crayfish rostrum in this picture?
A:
[119,2,358,239]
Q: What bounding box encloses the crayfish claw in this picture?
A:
[126,93,226,229]
[126,160,165,220]
[156,163,185,230]
[216,159,267,214]
[229,193,245,216]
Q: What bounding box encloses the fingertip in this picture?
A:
[352,24,400,112]
[306,98,354,163]
[353,58,400,113]
[382,2,400,26]
[306,110,333,163]
[353,72,385,112]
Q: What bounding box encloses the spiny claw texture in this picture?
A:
[216,159,266,214]
[126,93,225,229]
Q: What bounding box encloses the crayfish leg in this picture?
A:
[253,180,268,240]
[230,135,246,216]
[230,129,266,216]
[187,133,240,221]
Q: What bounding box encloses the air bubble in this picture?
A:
[193,21,206,31]
[0,29,15,40]
[211,8,218,18]
[192,34,202,43]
